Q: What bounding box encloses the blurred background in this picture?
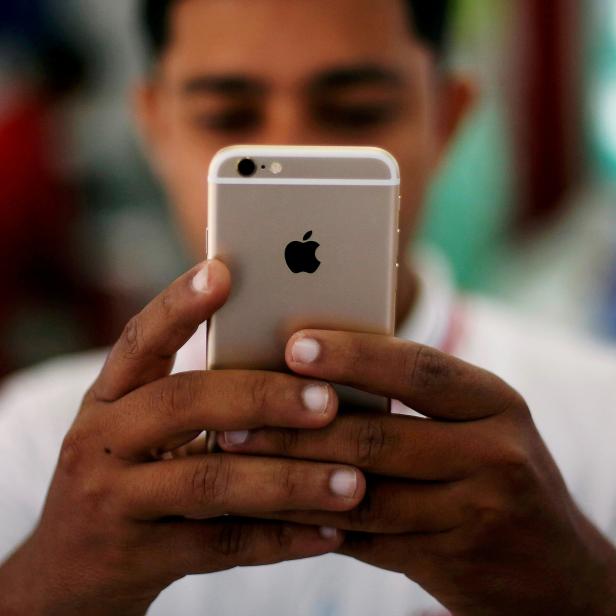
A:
[0,0,615,378]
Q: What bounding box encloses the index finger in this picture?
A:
[285,331,522,421]
[92,259,230,402]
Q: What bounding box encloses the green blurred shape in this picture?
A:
[418,101,513,291]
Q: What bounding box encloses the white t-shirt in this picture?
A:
[1,253,616,616]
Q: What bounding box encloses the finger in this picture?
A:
[92,260,231,402]
[147,519,344,576]
[336,531,436,577]
[247,478,466,534]
[286,331,520,421]
[119,454,365,520]
[218,414,479,480]
[338,530,473,597]
[102,371,337,460]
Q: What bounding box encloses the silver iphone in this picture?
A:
[206,145,400,436]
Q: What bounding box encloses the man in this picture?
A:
[1,1,616,614]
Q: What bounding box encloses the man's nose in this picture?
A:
[259,96,317,145]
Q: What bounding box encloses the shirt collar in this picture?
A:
[395,245,458,351]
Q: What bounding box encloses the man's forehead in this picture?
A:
[162,0,416,81]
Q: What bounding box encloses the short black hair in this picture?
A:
[141,0,450,59]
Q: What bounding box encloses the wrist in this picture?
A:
[0,534,151,616]
[0,535,46,615]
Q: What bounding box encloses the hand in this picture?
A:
[218,329,616,615]
[0,265,366,616]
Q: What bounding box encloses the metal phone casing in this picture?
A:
[206,146,400,412]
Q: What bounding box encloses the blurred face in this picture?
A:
[137,0,469,259]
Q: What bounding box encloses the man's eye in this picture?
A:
[313,104,400,130]
[192,108,261,132]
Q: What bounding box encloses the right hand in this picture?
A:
[0,260,365,616]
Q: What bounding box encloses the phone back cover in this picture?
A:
[207,147,400,410]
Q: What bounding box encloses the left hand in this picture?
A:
[218,330,616,615]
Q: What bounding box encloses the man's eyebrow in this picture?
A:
[182,75,267,96]
[309,65,406,94]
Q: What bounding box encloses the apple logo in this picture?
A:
[284,231,321,274]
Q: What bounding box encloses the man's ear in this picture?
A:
[132,80,166,173]
[435,74,478,162]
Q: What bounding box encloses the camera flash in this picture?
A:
[270,162,283,175]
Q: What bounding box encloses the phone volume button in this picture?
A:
[205,227,209,257]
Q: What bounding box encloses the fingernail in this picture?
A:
[319,526,339,540]
[302,384,329,414]
[292,338,321,364]
[191,262,211,294]
[223,430,250,446]
[329,469,358,498]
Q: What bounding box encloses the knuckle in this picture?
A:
[504,388,532,422]
[59,428,90,477]
[191,456,231,507]
[78,473,113,514]
[273,463,299,500]
[249,373,271,414]
[272,523,294,551]
[466,494,512,543]
[355,419,389,468]
[121,315,143,359]
[492,383,528,417]
[212,523,251,558]
[82,385,101,408]
[462,474,533,549]
[407,345,452,392]
[498,442,529,470]
[496,445,536,492]
[160,288,176,320]
[161,373,198,417]
[477,438,536,499]
[488,440,532,479]
[59,428,115,515]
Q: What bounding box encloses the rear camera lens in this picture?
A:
[237,158,257,177]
